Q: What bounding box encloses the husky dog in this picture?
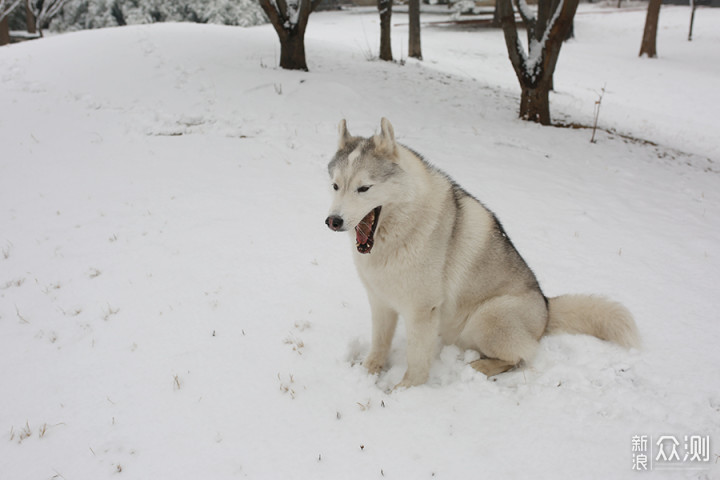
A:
[325,118,639,388]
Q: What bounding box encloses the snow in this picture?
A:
[1,5,719,479]
[517,0,537,22]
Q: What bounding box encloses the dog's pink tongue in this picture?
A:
[355,211,374,245]
[356,224,370,245]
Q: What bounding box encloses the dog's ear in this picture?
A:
[374,117,397,157]
[338,119,352,150]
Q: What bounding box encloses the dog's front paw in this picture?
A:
[393,379,413,391]
[363,353,386,375]
[393,370,428,390]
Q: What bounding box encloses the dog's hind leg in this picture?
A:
[459,292,547,378]
[470,358,517,377]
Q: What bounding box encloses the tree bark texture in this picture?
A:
[279,29,307,71]
[26,1,36,33]
[0,15,9,46]
[499,0,579,125]
[378,0,392,61]
[520,82,551,125]
[492,2,501,28]
[259,0,320,71]
[639,0,661,57]
[408,0,421,60]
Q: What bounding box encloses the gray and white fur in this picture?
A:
[325,118,639,389]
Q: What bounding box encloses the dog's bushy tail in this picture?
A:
[546,294,640,349]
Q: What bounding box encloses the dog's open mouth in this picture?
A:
[355,206,382,254]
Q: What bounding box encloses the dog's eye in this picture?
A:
[357,185,372,193]
[332,183,339,191]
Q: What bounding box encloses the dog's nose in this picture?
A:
[325,215,344,231]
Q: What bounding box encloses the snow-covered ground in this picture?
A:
[1,5,719,479]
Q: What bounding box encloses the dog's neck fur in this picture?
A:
[368,144,452,257]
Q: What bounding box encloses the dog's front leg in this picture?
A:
[395,308,439,389]
[363,297,398,375]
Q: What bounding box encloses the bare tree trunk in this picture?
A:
[639,0,661,57]
[259,0,319,71]
[514,0,536,45]
[408,0,421,60]
[535,0,551,42]
[492,0,501,28]
[279,29,307,70]
[378,0,392,61]
[688,0,696,41]
[30,0,43,36]
[499,0,578,125]
[520,80,553,125]
[0,15,9,46]
[26,1,36,33]
[565,20,574,41]
[492,0,500,28]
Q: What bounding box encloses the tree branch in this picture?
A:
[0,0,22,22]
[297,0,312,35]
[259,0,289,39]
[499,0,529,85]
[514,0,535,42]
[537,0,578,86]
